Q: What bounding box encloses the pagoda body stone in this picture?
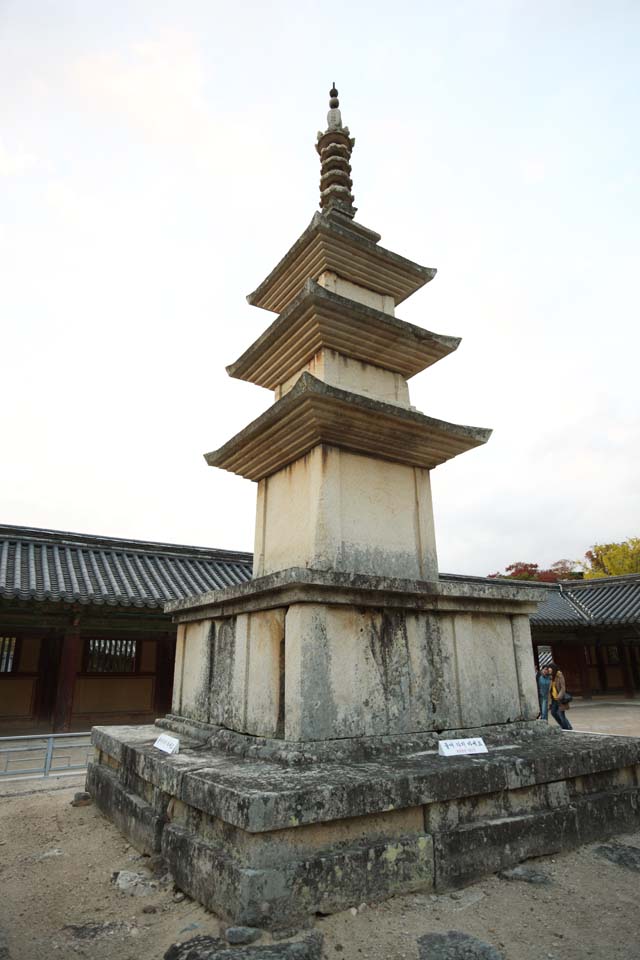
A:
[88,88,640,931]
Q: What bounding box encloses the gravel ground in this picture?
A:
[1,703,639,960]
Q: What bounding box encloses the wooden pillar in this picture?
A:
[619,642,635,700]
[594,638,607,693]
[52,615,83,732]
[579,643,592,700]
[154,631,177,715]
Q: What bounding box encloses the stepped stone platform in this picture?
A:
[88,721,640,930]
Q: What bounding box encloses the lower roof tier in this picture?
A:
[205,373,491,481]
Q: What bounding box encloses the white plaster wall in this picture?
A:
[254,446,438,580]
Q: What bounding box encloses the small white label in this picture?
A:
[153,734,180,755]
[438,737,488,757]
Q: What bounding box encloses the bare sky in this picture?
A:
[1,1,638,575]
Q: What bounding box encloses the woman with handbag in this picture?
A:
[549,663,573,730]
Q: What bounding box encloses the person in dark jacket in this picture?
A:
[537,665,552,720]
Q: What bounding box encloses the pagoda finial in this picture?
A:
[316,84,356,219]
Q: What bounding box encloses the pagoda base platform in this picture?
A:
[87,721,640,930]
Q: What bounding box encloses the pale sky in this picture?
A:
[1,1,638,575]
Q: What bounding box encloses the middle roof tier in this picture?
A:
[228,280,460,391]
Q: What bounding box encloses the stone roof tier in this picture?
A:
[228,279,460,389]
[205,372,491,481]
[247,209,436,315]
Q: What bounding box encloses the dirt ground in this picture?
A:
[1,703,639,960]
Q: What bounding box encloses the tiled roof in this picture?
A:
[0,525,253,609]
[2,524,637,626]
[531,575,640,628]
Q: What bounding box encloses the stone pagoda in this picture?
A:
[88,88,640,931]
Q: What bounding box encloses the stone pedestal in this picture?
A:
[87,569,640,929]
[88,88,640,929]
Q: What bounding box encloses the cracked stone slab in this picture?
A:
[164,931,323,960]
[417,931,504,960]
[593,843,640,871]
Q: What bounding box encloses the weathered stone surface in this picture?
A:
[86,761,164,854]
[164,931,323,960]
[166,572,542,743]
[109,731,639,834]
[498,865,551,884]
[225,927,262,945]
[434,806,580,890]
[166,565,543,620]
[88,724,640,928]
[0,927,9,960]
[417,931,503,960]
[162,821,433,928]
[111,869,159,896]
[574,786,640,844]
[70,791,92,807]
[253,447,439,581]
[64,921,134,941]
[593,842,640,871]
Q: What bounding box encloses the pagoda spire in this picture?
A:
[316,84,356,219]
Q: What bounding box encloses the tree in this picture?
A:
[582,538,640,579]
[487,559,581,582]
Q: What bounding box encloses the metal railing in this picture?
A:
[0,732,93,780]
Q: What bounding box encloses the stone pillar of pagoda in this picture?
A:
[207,87,490,585]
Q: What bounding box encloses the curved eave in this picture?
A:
[228,279,459,388]
[247,212,436,314]
[0,588,164,609]
[205,373,491,481]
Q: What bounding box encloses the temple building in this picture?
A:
[532,574,640,698]
[2,522,638,736]
[0,524,251,734]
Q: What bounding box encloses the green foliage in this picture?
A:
[582,538,640,578]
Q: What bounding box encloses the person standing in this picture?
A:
[537,664,552,720]
[549,663,573,730]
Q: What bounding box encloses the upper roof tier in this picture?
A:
[248,208,436,314]
[230,279,459,389]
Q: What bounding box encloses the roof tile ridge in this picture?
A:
[0,523,252,563]
[558,581,593,623]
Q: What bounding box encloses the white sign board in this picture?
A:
[438,737,488,757]
[153,734,180,755]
